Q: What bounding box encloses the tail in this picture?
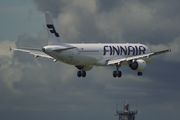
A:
[45,11,63,45]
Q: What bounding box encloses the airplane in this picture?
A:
[10,11,171,78]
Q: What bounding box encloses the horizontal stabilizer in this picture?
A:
[11,46,53,59]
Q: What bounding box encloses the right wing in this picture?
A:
[107,48,171,65]
[10,47,53,58]
[149,49,171,56]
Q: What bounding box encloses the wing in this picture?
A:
[10,47,53,59]
[107,48,171,65]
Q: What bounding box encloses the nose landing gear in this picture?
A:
[77,70,86,77]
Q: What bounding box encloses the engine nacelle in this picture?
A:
[129,59,146,72]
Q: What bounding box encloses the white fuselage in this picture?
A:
[44,43,153,66]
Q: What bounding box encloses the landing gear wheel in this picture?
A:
[82,71,86,77]
[112,63,122,78]
[77,71,82,77]
[137,72,142,76]
[117,71,122,77]
[77,71,86,77]
[113,71,117,78]
[113,71,122,78]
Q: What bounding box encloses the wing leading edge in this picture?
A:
[107,48,171,65]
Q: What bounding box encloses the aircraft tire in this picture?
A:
[82,71,86,77]
[117,71,122,77]
[137,72,142,76]
[77,71,82,77]
[113,71,117,77]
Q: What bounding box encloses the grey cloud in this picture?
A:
[33,0,67,18]
[33,0,180,44]
[1,0,180,120]
[97,0,122,12]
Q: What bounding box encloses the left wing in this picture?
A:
[107,48,171,65]
[10,47,53,58]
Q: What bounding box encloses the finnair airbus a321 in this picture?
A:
[10,12,171,78]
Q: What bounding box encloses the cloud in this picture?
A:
[33,0,66,18]
[32,0,180,44]
[0,40,15,58]
[165,36,180,62]
[1,0,180,120]
[72,0,97,14]
[53,0,180,45]
[0,40,23,110]
[147,36,180,63]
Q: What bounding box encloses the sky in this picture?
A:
[0,0,180,120]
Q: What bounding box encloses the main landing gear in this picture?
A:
[112,63,143,78]
[137,72,143,76]
[77,70,86,77]
[113,64,122,78]
[76,66,86,77]
[113,70,122,78]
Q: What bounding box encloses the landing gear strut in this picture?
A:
[76,66,86,77]
[113,63,122,78]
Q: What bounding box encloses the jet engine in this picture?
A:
[129,59,146,72]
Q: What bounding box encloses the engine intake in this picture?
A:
[129,59,146,72]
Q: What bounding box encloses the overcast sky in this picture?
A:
[0,0,180,120]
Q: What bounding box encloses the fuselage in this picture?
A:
[44,43,153,66]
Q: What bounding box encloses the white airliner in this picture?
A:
[10,12,171,78]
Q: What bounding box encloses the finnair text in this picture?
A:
[103,46,146,55]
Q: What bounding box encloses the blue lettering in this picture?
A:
[120,46,127,55]
[139,46,146,54]
[128,46,135,55]
[135,46,138,55]
[113,46,120,55]
[103,46,108,55]
[103,45,146,56]
[109,46,112,55]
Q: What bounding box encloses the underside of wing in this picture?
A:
[11,47,53,59]
[107,54,152,65]
[107,57,127,65]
